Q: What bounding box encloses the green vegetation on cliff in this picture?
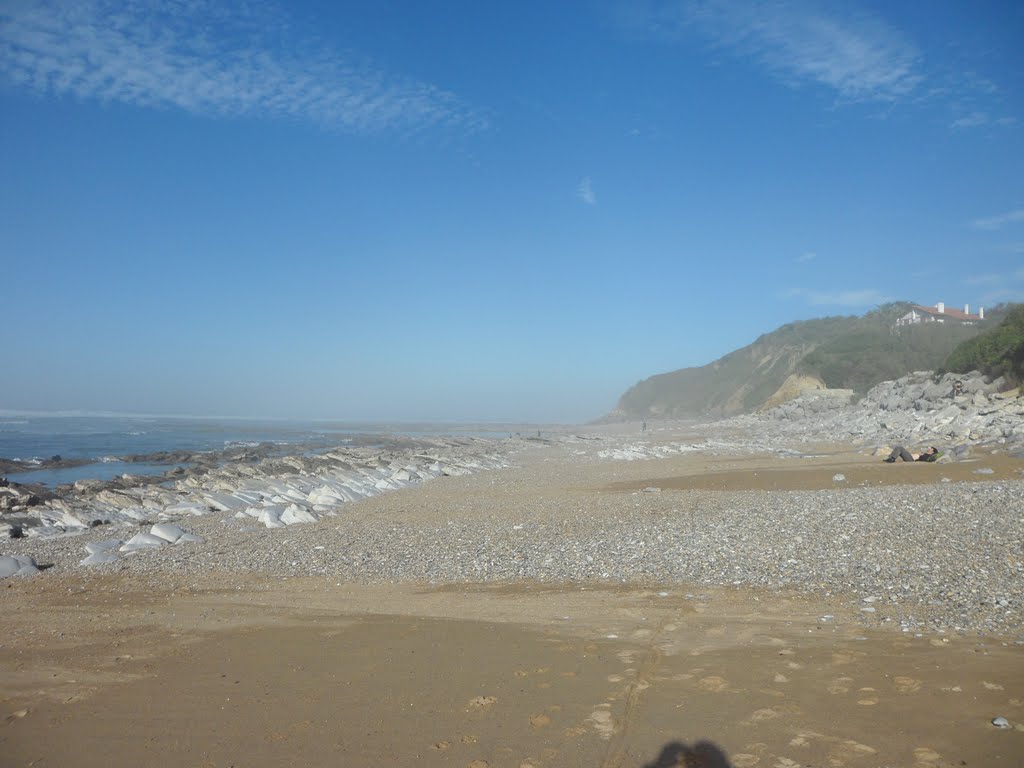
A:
[613,302,994,420]
[799,304,981,392]
[941,304,1024,384]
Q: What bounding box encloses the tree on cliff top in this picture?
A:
[941,303,1024,384]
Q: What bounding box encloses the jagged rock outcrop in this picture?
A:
[3,439,511,541]
[730,370,1023,451]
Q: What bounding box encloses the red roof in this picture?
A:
[910,304,981,321]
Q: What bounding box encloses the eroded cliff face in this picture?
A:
[759,373,828,411]
[612,337,823,420]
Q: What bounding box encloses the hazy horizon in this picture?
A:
[2,1,1021,422]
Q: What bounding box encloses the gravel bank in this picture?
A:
[6,435,1023,639]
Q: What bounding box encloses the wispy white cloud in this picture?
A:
[782,286,892,306]
[966,273,1004,286]
[633,0,922,102]
[972,209,1024,231]
[577,176,596,205]
[976,287,1024,305]
[807,289,892,307]
[0,0,485,134]
[951,111,989,130]
[961,269,1024,305]
[795,251,817,263]
[950,111,1016,130]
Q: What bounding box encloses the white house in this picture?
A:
[895,302,984,327]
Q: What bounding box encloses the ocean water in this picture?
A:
[0,415,360,486]
[0,415,355,462]
[0,414,512,486]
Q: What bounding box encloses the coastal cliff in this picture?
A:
[610,302,1003,420]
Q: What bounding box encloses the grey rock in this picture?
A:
[80,550,120,566]
[0,554,40,577]
[991,716,1011,729]
[85,539,123,554]
[120,532,169,552]
[150,523,185,543]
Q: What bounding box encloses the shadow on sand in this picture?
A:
[642,739,733,768]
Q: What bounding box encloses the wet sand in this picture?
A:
[605,449,1024,492]
[2,445,1024,767]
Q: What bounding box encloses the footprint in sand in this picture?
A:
[828,739,877,763]
[827,676,853,694]
[894,676,922,693]
[831,651,859,665]
[529,713,551,729]
[587,706,615,740]
[731,755,760,767]
[431,741,451,751]
[746,708,781,723]
[468,696,498,709]
[790,732,876,763]
[913,747,942,765]
[856,688,879,706]
[697,675,730,692]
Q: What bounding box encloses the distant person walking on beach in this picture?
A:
[883,445,940,463]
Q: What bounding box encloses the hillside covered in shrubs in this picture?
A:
[611,302,1015,420]
[941,304,1024,385]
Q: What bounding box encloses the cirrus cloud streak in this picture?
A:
[0,0,486,134]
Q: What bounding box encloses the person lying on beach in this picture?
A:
[883,445,941,463]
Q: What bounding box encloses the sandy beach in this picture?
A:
[2,426,1023,767]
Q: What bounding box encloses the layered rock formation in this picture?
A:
[1,438,511,544]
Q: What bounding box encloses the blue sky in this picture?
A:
[1,0,1022,422]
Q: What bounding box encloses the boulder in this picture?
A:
[150,523,185,543]
[0,554,40,577]
[120,532,169,553]
[258,508,287,528]
[280,504,318,526]
[80,550,120,566]
[85,539,123,554]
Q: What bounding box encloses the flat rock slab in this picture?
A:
[0,554,39,577]
[120,532,170,553]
